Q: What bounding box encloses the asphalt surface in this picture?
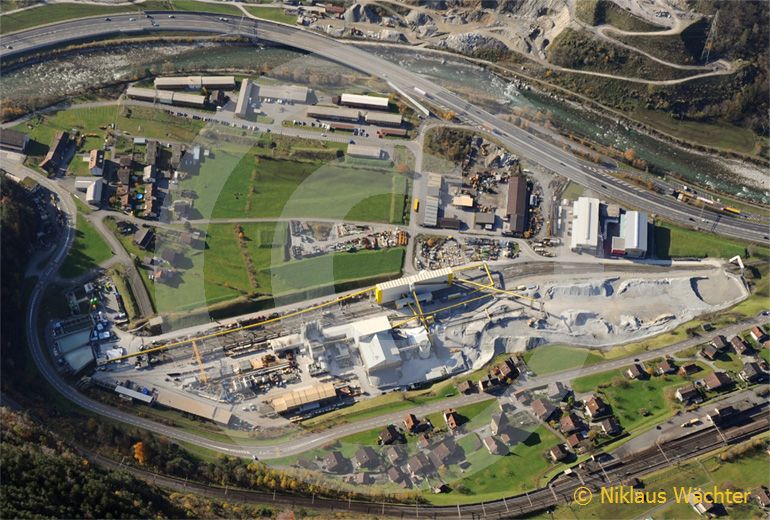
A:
[1,12,769,243]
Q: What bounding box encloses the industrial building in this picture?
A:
[505,176,528,234]
[0,128,29,153]
[375,268,453,305]
[306,105,361,122]
[347,144,383,160]
[270,382,338,414]
[126,86,205,108]
[234,79,252,119]
[155,391,233,425]
[254,84,309,103]
[422,173,442,228]
[365,112,402,127]
[154,75,235,90]
[340,93,390,110]
[88,149,104,176]
[570,197,600,252]
[610,210,648,257]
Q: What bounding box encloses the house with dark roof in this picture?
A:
[406,452,434,477]
[354,446,379,469]
[325,451,347,473]
[598,416,621,436]
[548,443,570,462]
[483,436,507,455]
[443,409,460,430]
[0,128,29,153]
[490,412,509,436]
[679,363,700,376]
[625,364,645,379]
[431,438,460,466]
[584,395,610,420]
[706,405,737,424]
[700,344,719,361]
[387,467,407,486]
[546,381,570,401]
[656,359,677,375]
[711,335,728,350]
[703,371,733,392]
[457,380,475,394]
[730,335,750,355]
[531,399,558,422]
[378,424,402,445]
[560,413,585,434]
[494,359,518,382]
[675,384,702,404]
[739,362,765,384]
[133,228,155,250]
[477,376,500,393]
[385,445,405,465]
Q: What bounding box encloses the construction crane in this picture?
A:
[191,340,208,384]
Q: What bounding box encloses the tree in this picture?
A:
[623,148,636,162]
[132,441,147,465]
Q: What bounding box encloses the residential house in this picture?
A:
[39,131,70,173]
[145,140,159,166]
[753,487,770,509]
[403,414,419,433]
[490,412,509,436]
[494,359,518,382]
[700,344,719,361]
[675,384,702,404]
[656,359,677,375]
[598,416,621,436]
[457,380,475,394]
[687,491,717,516]
[354,446,379,469]
[88,149,104,176]
[431,438,459,467]
[483,436,507,455]
[478,376,500,393]
[750,326,767,343]
[531,399,558,422]
[406,452,434,477]
[352,473,371,485]
[730,335,750,355]
[378,424,402,445]
[560,413,585,435]
[160,248,180,265]
[417,433,430,449]
[116,165,132,186]
[566,432,584,451]
[548,444,570,463]
[387,467,407,486]
[703,371,732,392]
[325,451,347,473]
[625,364,645,379]
[707,405,737,424]
[584,395,610,420]
[739,362,765,384]
[443,409,460,430]
[546,381,570,401]
[143,164,156,183]
[0,128,29,153]
[679,363,700,376]
[711,335,728,351]
[385,445,405,465]
[133,228,155,250]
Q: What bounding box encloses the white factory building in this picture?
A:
[340,93,390,110]
[611,210,649,258]
[375,268,453,305]
[570,196,600,252]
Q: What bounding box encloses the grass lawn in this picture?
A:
[179,141,409,224]
[572,366,709,433]
[561,181,586,201]
[523,344,604,375]
[654,221,770,260]
[712,350,745,374]
[59,214,112,278]
[0,3,139,34]
[243,6,297,24]
[169,0,242,15]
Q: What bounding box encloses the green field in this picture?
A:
[178,141,409,224]
[0,1,242,34]
[107,220,404,315]
[59,214,112,278]
[654,221,770,259]
[243,6,297,24]
[572,366,709,433]
[523,344,605,375]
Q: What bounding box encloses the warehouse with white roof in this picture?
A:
[375,268,453,304]
[340,93,390,110]
[570,196,600,253]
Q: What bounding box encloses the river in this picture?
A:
[1,40,766,203]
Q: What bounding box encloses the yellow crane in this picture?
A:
[191,340,207,384]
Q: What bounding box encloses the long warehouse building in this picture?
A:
[271,382,338,414]
[375,267,454,304]
[340,93,390,110]
[306,105,361,122]
[126,86,205,107]
[570,196,600,252]
[506,175,528,234]
[154,75,236,90]
[234,79,253,119]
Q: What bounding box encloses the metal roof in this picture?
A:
[271,382,337,413]
[340,93,389,109]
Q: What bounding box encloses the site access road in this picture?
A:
[1,13,769,243]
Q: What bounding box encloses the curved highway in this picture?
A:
[1,12,769,243]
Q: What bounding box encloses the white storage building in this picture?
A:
[347,144,382,159]
[570,197,600,252]
[255,84,309,103]
[86,178,103,205]
[623,210,648,257]
[234,79,253,119]
[340,93,390,110]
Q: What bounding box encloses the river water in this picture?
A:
[2,41,766,203]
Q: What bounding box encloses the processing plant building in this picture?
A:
[570,196,600,253]
[375,268,453,305]
[611,210,649,258]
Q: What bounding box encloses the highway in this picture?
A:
[1,12,769,243]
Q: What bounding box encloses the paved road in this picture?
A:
[1,13,769,243]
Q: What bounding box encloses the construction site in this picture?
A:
[86,258,747,429]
